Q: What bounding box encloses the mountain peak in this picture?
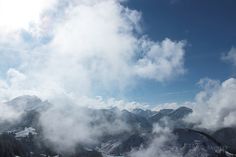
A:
[7,95,48,112]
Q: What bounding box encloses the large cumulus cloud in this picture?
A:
[0,0,186,102]
[186,78,236,130]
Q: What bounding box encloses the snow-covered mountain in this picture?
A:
[7,95,49,112]
[0,96,235,157]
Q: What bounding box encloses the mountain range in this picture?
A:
[0,96,235,157]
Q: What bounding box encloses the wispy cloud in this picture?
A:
[221,47,236,66]
[129,124,182,157]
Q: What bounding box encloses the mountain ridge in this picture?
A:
[0,95,235,157]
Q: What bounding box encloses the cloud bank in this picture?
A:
[40,102,132,152]
[186,78,236,130]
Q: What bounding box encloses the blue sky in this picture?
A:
[122,0,236,104]
[0,0,236,108]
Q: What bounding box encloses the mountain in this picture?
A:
[148,109,174,122]
[131,108,157,119]
[0,132,103,157]
[7,95,50,112]
[213,127,236,154]
[0,96,235,157]
[173,129,225,157]
[149,107,192,123]
[168,107,193,120]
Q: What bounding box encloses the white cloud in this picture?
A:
[0,0,187,103]
[0,102,22,123]
[39,101,132,152]
[0,93,145,152]
[153,102,180,111]
[129,123,212,157]
[75,96,149,111]
[0,94,144,151]
[152,101,194,111]
[135,38,186,81]
[129,124,182,157]
[0,0,57,34]
[186,77,236,130]
[221,47,236,66]
[0,68,42,101]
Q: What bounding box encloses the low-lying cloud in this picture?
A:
[129,124,182,157]
[40,103,132,152]
[0,102,22,123]
[186,77,236,130]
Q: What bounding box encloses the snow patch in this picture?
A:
[15,127,37,138]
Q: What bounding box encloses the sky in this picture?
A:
[0,0,236,108]
[125,0,236,104]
